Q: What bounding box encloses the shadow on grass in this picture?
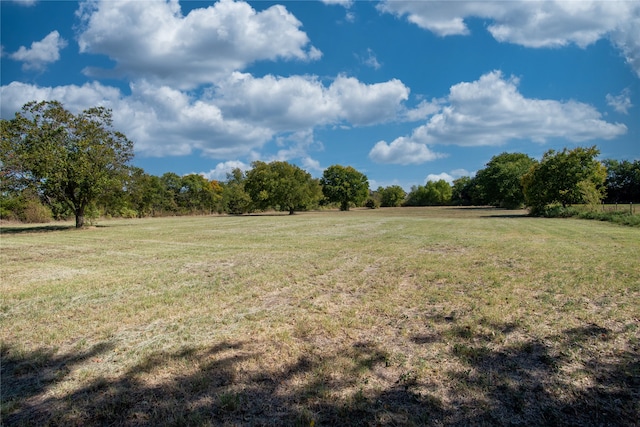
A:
[3,321,638,426]
[0,224,76,234]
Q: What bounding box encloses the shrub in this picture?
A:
[20,199,53,223]
[365,198,380,209]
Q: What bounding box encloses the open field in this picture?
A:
[2,207,639,426]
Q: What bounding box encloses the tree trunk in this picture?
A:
[75,206,85,228]
[340,200,350,211]
[289,208,295,215]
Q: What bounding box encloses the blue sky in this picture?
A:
[2,0,638,190]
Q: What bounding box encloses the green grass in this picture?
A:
[2,207,639,425]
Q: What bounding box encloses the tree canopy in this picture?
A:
[603,159,640,203]
[1,101,134,228]
[404,180,452,206]
[320,165,369,211]
[245,161,321,214]
[474,152,537,209]
[378,185,406,207]
[522,146,606,215]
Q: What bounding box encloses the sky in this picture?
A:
[2,0,639,190]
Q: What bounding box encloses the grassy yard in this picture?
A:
[2,207,639,426]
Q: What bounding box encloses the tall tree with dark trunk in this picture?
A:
[1,101,133,228]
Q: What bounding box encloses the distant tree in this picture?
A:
[451,176,476,206]
[404,180,452,206]
[474,152,537,209]
[124,168,166,217]
[602,159,640,203]
[222,168,252,215]
[179,173,222,214]
[1,101,133,228]
[522,146,606,215]
[379,185,406,207]
[245,161,321,214]
[160,172,182,213]
[320,165,369,211]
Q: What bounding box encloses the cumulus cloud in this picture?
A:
[215,72,409,129]
[9,30,67,71]
[402,99,442,122]
[0,81,121,117]
[369,137,447,165]
[369,70,627,165]
[606,89,633,114]
[76,0,321,88]
[378,1,640,77]
[418,71,627,145]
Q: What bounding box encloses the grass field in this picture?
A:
[2,207,639,426]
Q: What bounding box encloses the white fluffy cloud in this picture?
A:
[0,81,121,116]
[9,31,67,71]
[369,137,446,165]
[76,0,321,88]
[370,71,627,165]
[378,1,640,77]
[215,72,409,130]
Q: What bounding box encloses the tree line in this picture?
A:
[2,101,638,227]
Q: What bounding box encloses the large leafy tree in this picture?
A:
[320,165,369,211]
[474,152,537,209]
[1,101,133,227]
[245,161,321,214]
[522,146,606,215]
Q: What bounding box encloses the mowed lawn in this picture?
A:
[2,207,639,426]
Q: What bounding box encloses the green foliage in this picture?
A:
[603,159,640,203]
[320,165,369,211]
[451,177,476,206]
[0,190,52,223]
[523,146,606,215]
[1,101,133,228]
[222,168,252,215]
[537,204,640,227]
[179,174,222,214]
[245,161,321,214]
[474,152,537,209]
[404,180,452,206]
[576,210,640,227]
[21,198,53,223]
[365,197,380,209]
[378,185,406,207]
